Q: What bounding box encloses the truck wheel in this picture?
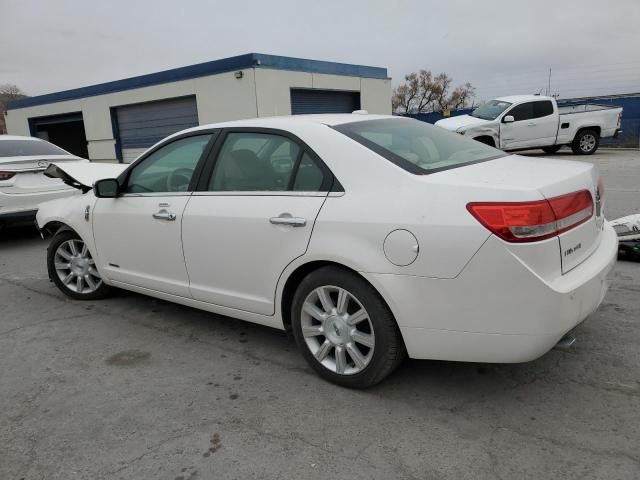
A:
[542,145,562,154]
[572,130,599,155]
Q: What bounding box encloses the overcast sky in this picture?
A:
[2,0,639,102]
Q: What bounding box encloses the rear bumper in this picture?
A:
[614,129,623,139]
[0,188,79,218]
[363,224,618,363]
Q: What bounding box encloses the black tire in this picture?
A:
[291,266,405,388]
[47,230,112,300]
[542,145,562,154]
[571,129,599,155]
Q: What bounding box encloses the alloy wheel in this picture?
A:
[300,285,375,375]
[580,134,597,153]
[54,239,102,294]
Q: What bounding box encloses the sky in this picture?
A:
[2,0,639,103]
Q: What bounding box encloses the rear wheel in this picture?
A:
[572,129,599,155]
[291,266,405,388]
[47,231,111,300]
[542,145,562,154]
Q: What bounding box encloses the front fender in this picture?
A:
[37,193,99,261]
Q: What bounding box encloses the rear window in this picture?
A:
[334,118,506,174]
[0,139,69,157]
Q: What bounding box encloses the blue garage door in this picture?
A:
[290,89,360,115]
[115,96,198,162]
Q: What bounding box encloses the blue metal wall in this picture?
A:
[405,94,640,147]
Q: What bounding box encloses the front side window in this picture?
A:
[335,118,505,175]
[470,100,512,120]
[125,134,212,193]
[507,102,535,122]
[209,132,301,191]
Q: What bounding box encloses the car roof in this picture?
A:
[0,135,43,141]
[494,95,554,104]
[178,113,401,135]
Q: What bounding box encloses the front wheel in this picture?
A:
[291,266,405,388]
[47,231,112,300]
[572,129,599,155]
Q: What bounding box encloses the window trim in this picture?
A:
[195,127,338,194]
[116,129,219,196]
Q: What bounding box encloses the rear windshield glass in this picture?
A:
[0,139,69,157]
[334,118,506,174]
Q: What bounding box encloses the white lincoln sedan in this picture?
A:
[0,135,86,224]
[36,114,617,388]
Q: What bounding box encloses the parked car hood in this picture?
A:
[45,161,128,192]
[434,115,490,131]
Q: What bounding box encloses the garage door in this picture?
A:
[115,96,199,163]
[290,89,360,115]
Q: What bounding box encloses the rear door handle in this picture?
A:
[269,214,306,227]
[152,211,176,221]
[527,122,537,127]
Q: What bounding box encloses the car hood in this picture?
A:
[44,161,128,192]
[434,115,490,131]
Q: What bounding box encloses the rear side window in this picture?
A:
[507,102,535,122]
[209,133,300,191]
[208,132,331,192]
[334,118,505,175]
[533,100,554,118]
[0,139,69,157]
[293,152,324,191]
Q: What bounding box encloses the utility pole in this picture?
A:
[547,68,552,97]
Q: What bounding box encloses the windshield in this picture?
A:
[470,100,512,120]
[334,118,506,174]
[0,139,70,157]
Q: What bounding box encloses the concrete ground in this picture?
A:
[1,149,639,480]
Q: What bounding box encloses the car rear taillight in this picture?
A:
[467,190,594,243]
[0,171,16,181]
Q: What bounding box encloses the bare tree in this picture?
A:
[392,72,475,113]
[0,84,28,134]
[0,84,26,98]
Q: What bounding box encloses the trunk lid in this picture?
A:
[0,155,88,193]
[433,154,603,274]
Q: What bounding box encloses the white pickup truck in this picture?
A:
[435,95,622,155]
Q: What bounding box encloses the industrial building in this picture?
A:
[5,53,391,162]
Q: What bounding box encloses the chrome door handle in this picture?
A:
[269,214,306,227]
[152,211,176,221]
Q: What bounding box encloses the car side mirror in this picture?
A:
[93,178,120,198]
[503,115,515,123]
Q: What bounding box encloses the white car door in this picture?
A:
[182,130,332,315]
[92,133,215,297]
[500,100,558,149]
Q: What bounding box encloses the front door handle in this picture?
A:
[527,122,537,127]
[269,214,306,227]
[152,210,176,221]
